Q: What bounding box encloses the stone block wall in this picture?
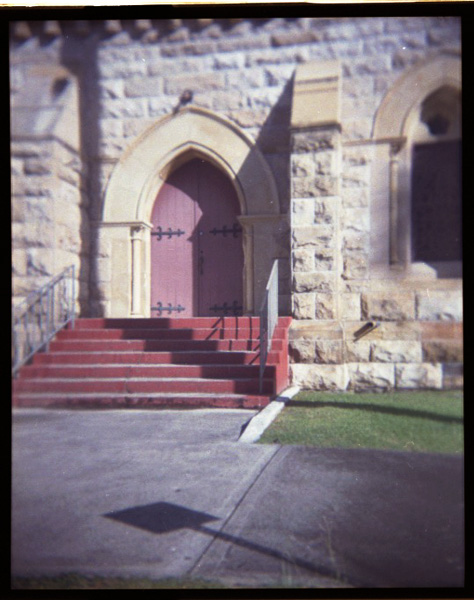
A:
[10,15,462,390]
[11,137,89,314]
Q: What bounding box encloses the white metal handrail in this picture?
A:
[259,260,278,393]
[12,265,76,377]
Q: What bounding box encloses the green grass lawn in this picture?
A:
[259,390,463,454]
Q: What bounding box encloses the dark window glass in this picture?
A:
[411,141,462,262]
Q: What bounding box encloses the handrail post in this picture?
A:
[259,260,279,394]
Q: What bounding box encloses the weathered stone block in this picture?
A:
[395,363,443,389]
[101,98,147,119]
[292,198,316,227]
[98,60,147,80]
[124,75,163,98]
[98,118,124,138]
[422,340,463,364]
[341,187,369,208]
[341,207,369,232]
[292,225,334,247]
[314,251,334,271]
[26,248,54,276]
[370,340,422,363]
[420,321,463,340]
[342,252,367,280]
[271,29,320,47]
[164,72,226,95]
[212,90,247,111]
[291,363,348,391]
[416,290,463,322]
[99,79,124,99]
[12,249,27,276]
[228,108,268,128]
[293,293,315,319]
[348,363,395,391]
[291,154,314,177]
[315,340,343,364]
[315,292,337,320]
[362,292,415,321]
[314,199,336,224]
[291,129,339,153]
[292,175,338,197]
[12,175,54,198]
[293,247,314,272]
[313,151,334,176]
[345,340,371,362]
[24,159,53,176]
[442,364,463,390]
[289,320,343,341]
[289,338,316,363]
[340,293,361,320]
[294,272,335,293]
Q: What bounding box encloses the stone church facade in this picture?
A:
[11,15,463,392]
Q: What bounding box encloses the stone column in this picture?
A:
[389,140,404,267]
[290,60,342,321]
[130,225,144,316]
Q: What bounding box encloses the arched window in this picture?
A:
[371,53,462,279]
[410,86,462,276]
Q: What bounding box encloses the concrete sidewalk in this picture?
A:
[11,408,464,588]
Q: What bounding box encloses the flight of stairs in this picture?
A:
[13,317,291,410]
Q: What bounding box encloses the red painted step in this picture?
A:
[55,327,287,341]
[47,339,267,352]
[16,364,274,379]
[14,377,273,394]
[12,393,272,410]
[12,316,292,409]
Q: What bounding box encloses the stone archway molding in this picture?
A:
[99,106,281,317]
[373,52,461,139]
[370,51,462,274]
[102,105,280,223]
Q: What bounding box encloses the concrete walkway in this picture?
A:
[11,408,464,588]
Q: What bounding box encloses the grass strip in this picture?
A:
[259,390,463,454]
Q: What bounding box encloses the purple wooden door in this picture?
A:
[150,159,243,317]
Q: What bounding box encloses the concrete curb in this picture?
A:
[238,385,301,443]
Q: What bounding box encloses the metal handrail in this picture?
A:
[259,260,279,393]
[12,265,76,377]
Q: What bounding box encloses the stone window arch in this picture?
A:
[371,53,462,279]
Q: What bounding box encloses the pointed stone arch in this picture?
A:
[98,106,283,317]
[373,53,461,140]
[102,105,280,223]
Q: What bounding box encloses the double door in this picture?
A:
[150,158,244,317]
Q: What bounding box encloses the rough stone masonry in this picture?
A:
[10,15,463,391]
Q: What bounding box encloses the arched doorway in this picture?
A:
[100,106,281,318]
[150,158,244,317]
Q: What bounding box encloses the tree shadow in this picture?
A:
[288,399,463,424]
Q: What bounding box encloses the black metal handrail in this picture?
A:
[259,260,279,393]
[12,265,76,377]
